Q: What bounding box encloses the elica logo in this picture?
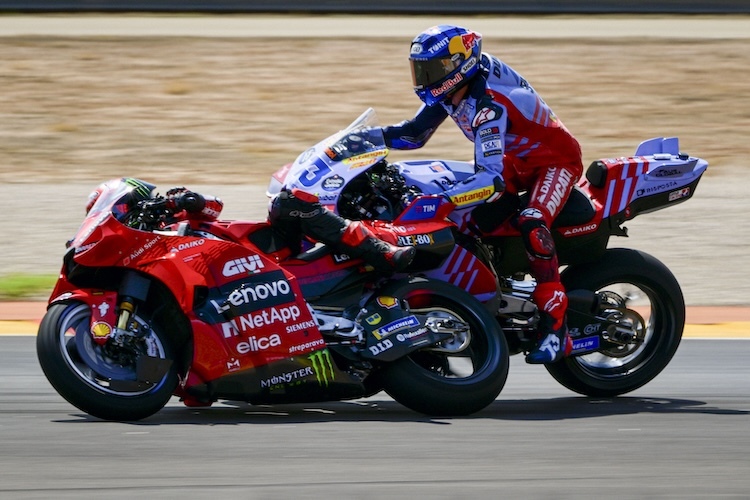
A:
[236,334,282,355]
[223,255,264,277]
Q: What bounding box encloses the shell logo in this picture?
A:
[91,321,112,338]
[376,296,399,309]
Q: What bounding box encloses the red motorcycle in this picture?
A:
[36,178,509,421]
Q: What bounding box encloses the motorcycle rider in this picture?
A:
[267,187,415,272]
[381,25,582,363]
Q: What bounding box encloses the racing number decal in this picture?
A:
[298,158,332,188]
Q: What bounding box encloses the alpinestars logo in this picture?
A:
[472,107,498,129]
[537,333,562,359]
[543,290,567,314]
[308,349,335,387]
[223,255,264,277]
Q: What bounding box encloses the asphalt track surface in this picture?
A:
[1,335,749,498]
[1,15,749,499]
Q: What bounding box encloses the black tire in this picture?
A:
[37,302,179,421]
[552,248,685,397]
[379,278,509,416]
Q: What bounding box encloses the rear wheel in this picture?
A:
[379,279,509,416]
[37,302,179,421]
[553,248,685,397]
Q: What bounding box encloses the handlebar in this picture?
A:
[173,191,206,213]
[130,190,206,230]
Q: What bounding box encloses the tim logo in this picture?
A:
[419,203,437,213]
[223,255,264,277]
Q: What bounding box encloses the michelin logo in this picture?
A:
[373,315,420,340]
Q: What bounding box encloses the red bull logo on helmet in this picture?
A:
[449,32,480,58]
[430,72,464,98]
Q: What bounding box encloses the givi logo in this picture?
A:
[223,255,264,277]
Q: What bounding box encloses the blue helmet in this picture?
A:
[409,25,482,107]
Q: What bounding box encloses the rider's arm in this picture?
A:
[441,95,507,209]
[166,187,224,221]
[382,104,448,150]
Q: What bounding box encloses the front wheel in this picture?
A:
[553,248,685,397]
[379,279,509,416]
[37,302,179,421]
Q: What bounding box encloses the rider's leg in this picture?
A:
[269,188,415,271]
[520,164,580,363]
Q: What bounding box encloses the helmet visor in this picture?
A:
[410,56,461,90]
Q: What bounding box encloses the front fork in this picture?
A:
[109,271,152,344]
[85,294,144,346]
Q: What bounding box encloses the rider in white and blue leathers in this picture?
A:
[382,25,584,363]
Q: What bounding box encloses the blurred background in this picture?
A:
[0,2,748,305]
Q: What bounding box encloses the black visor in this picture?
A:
[410,56,462,90]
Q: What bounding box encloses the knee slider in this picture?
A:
[520,219,556,260]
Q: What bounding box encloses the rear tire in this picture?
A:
[37,302,179,421]
[552,248,685,397]
[379,279,509,416]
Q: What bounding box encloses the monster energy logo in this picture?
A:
[308,349,335,387]
[124,177,152,198]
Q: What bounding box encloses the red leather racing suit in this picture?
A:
[383,52,583,332]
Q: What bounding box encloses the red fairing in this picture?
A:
[423,244,498,302]
[582,157,650,219]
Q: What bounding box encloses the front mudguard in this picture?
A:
[48,288,119,345]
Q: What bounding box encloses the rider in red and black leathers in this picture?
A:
[268,187,415,272]
[383,24,583,363]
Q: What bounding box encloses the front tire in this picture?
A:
[37,302,179,421]
[553,248,685,397]
[379,279,509,416]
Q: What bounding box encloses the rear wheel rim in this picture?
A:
[405,297,492,381]
[572,281,673,378]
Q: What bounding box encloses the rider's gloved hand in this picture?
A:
[166,187,206,213]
